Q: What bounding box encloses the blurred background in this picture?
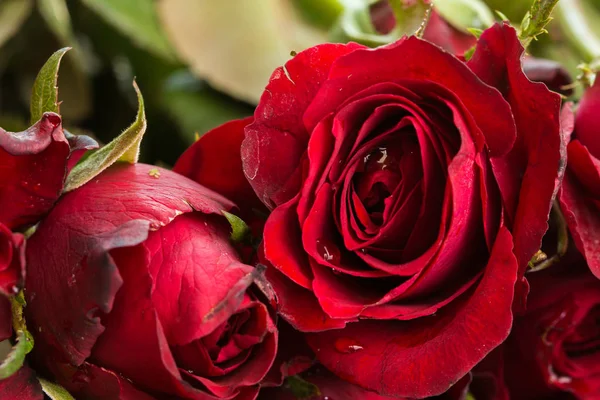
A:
[0,0,597,166]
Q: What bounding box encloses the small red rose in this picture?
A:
[25,164,277,400]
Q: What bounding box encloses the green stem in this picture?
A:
[519,0,561,50]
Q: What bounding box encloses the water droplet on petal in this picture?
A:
[334,337,364,354]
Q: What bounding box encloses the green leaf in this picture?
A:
[0,292,34,380]
[222,211,251,244]
[435,0,494,33]
[38,378,75,400]
[63,81,147,192]
[81,0,177,61]
[286,375,321,399]
[467,27,484,38]
[30,47,71,124]
[162,72,253,143]
[0,0,33,50]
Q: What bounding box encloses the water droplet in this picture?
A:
[334,337,364,354]
[316,239,340,264]
[33,183,41,192]
[67,273,76,287]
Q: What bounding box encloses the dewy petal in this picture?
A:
[574,77,600,159]
[25,164,235,367]
[468,23,565,271]
[242,43,364,208]
[306,227,518,398]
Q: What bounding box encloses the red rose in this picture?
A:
[0,113,96,230]
[0,222,25,344]
[500,259,600,399]
[238,23,565,398]
[24,164,277,399]
[559,79,600,279]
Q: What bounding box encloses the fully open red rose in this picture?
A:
[499,259,600,399]
[24,164,277,400]
[559,78,600,280]
[238,23,565,398]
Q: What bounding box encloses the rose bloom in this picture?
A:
[560,78,600,280]
[476,256,600,400]
[230,22,566,398]
[24,164,277,399]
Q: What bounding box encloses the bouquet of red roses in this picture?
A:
[0,0,598,399]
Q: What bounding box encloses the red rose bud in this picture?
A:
[239,23,565,398]
[0,113,96,230]
[502,261,600,399]
[559,79,600,279]
[24,164,277,399]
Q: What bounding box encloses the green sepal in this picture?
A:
[30,47,71,124]
[222,211,251,244]
[64,81,147,192]
[0,293,34,380]
[286,375,321,399]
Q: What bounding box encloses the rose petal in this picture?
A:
[306,227,518,398]
[467,23,565,271]
[242,43,364,208]
[0,365,43,400]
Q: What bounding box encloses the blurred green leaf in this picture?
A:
[286,375,321,399]
[30,47,70,124]
[81,0,177,61]
[38,0,71,45]
[555,0,600,61]
[435,0,494,32]
[0,0,33,49]
[64,81,147,192]
[162,72,253,143]
[291,0,344,29]
[38,0,92,121]
[39,378,75,400]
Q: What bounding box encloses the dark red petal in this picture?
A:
[467,23,565,271]
[522,56,573,96]
[0,224,25,296]
[242,43,364,208]
[304,36,516,158]
[306,227,518,398]
[574,77,600,159]
[264,265,348,332]
[559,141,600,279]
[174,117,264,216]
[57,362,155,400]
[0,113,69,230]
[263,197,313,289]
[0,365,43,400]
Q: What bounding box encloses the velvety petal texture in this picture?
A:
[0,223,25,297]
[0,365,43,400]
[0,113,97,230]
[237,22,564,398]
[25,163,277,399]
[560,78,600,279]
[500,257,600,400]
